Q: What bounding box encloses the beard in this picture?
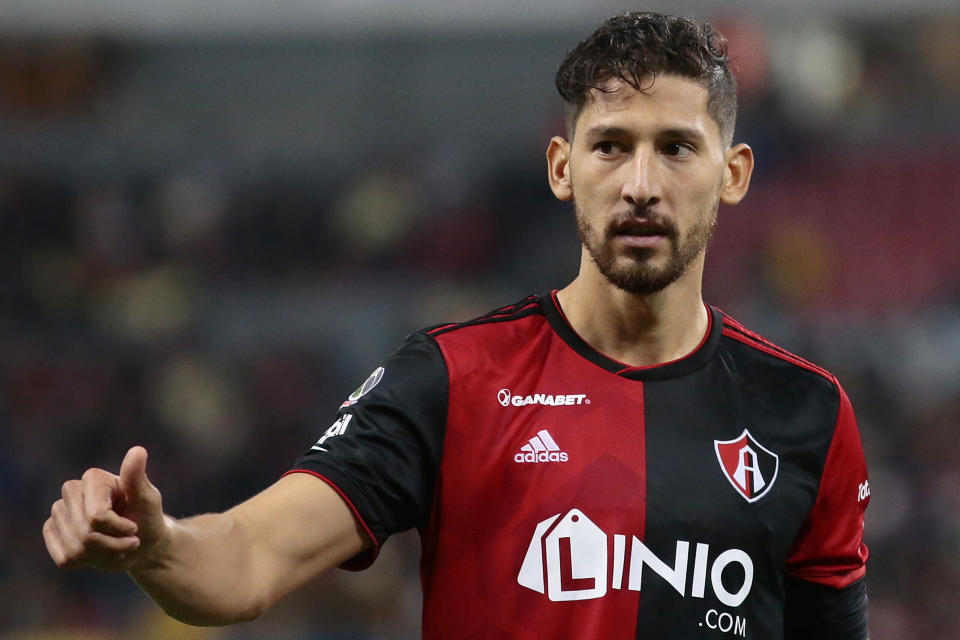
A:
[575,196,719,295]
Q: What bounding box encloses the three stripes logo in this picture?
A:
[515,429,569,463]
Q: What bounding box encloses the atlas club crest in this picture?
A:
[714,429,779,503]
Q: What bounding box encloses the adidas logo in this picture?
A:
[514,429,569,463]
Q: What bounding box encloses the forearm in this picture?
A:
[44,452,366,627]
[124,474,368,626]
[128,510,269,626]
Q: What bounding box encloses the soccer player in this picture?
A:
[43,12,869,639]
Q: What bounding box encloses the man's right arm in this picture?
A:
[42,446,370,626]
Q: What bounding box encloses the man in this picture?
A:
[43,12,869,638]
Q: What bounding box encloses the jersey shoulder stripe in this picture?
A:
[425,295,542,338]
[717,309,835,383]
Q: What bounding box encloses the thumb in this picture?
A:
[117,446,167,551]
[119,445,154,506]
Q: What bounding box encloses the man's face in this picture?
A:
[564,75,729,295]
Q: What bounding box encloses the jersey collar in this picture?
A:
[540,290,722,381]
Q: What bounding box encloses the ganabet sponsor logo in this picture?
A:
[497,388,590,407]
[518,509,752,636]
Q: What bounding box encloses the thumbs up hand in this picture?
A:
[43,446,170,572]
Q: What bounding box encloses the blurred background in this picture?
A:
[1,0,958,638]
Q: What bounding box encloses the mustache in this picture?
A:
[607,208,678,238]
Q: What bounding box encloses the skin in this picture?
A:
[43,446,370,624]
[42,73,754,626]
[547,75,754,367]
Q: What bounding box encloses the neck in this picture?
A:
[556,254,709,368]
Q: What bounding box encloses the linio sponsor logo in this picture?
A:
[517,509,754,607]
[497,388,590,407]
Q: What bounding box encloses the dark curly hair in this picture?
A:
[556,12,737,144]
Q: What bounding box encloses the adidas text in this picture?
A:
[515,451,569,463]
[515,429,569,464]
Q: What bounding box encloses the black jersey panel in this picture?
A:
[290,331,448,549]
[784,577,868,639]
[633,336,842,638]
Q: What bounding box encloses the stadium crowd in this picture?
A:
[1,12,959,640]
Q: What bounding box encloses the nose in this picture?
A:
[621,148,660,208]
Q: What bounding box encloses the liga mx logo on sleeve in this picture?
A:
[340,367,385,409]
[714,429,779,503]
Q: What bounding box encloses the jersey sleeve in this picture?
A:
[285,331,448,570]
[784,382,870,635]
[784,577,868,639]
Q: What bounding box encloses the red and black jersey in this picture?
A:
[288,292,870,639]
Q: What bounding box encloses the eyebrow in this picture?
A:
[582,125,632,141]
[582,125,707,145]
[660,127,707,145]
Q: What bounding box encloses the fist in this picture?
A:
[43,446,168,572]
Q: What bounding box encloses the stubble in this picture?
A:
[575,193,720,295]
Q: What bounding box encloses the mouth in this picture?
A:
[614,233,667,249]
[610,218,673,248]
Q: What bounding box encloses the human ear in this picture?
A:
[720,143,755,205]
[546,136,573,202]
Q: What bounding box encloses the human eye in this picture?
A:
[593,140,622,156]
[662,142,694,159]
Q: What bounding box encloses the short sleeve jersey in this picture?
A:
[288,293,870,639]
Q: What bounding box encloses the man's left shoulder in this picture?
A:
[713,307,841,394]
